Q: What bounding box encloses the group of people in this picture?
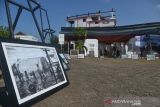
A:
[99,43,122,58]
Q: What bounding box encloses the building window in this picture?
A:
[100,17,105,20]
[103,21,109,24]
[92,17,98,21]
[83,18,86,22]
[95,22,98,24]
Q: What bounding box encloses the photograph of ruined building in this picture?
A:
[5,44,65,99]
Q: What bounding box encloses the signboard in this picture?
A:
[132,54,139,60]
[78,54,85,58]
[147,54,155,60]
[127,52,133,58]
[121,54,128,59]
[0,39,69,107]
[59,53,70,71]
[59,34,64,45]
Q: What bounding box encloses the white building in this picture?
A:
[15,35,38,42]
[84,39,99,57]
[65,10,116,57]
[66,9,116,27]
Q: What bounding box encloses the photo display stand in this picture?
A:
[0,38,69,107]
[59,53,70,72]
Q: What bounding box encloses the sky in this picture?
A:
[6,46,47,65]
[6,45,58,65]
[0,0,160,40]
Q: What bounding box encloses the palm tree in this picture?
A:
[74,27,88,54]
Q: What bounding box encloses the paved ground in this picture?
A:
[0,58,160,107]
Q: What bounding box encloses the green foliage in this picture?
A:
[16,31,26,35]
[75,40,88,53]
[0,26,10,38]
[74,27,87,40]
[75,40,84,50]
[50,36,59,44]
[74,27,88,53]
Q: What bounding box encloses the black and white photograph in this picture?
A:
[59,53,69,64]
[64,54,71,60]
[59,56,70,71]
[1,42,68,105]
[61,60,69,71]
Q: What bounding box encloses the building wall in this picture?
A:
[73,16,115,27]
[75,19,87,27]
[84,39,98,57]
[15,35,38,41]
[89,20,115,27]
[99,20,115,27]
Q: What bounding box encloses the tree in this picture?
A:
[50,35,62,52]
[74,27,87,39]
[74,27,88,54]
[16,31,26,35]
[0,26,10,38]
[50,36,59,44]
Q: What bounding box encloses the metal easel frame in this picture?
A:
[4,0,55,43]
